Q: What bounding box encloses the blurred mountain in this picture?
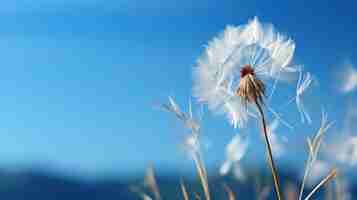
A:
[0,168,351,200]
[0,170,138,200]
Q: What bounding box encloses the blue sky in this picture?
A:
[0,0,356,179]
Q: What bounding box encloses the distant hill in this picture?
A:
[0,169,351,200]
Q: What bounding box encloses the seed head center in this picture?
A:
[237,64,265,104]
[240,65,255,78]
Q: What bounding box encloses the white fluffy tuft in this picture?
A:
[193,17,297,128]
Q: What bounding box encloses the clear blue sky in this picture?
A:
[0,0,355,179]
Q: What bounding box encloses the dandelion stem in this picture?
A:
[304,168,337,200]
[255,101,283,200]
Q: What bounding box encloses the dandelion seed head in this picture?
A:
[193,17,297,128]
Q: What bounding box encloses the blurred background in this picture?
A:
[0,0,356,199]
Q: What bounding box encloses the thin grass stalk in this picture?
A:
[255,101,282,200]
[298,151,313,200]
[130,186,153,200]
[193,131,208,177]
[145,167,161,200]
[181,179,190,200]
[198,154,209,184]
[222,183,236,200]
[141,194,154,200]
[299,133,318,200]
[190,132,210,200]
[304,168,337,200]
[192,153,210,200]
[299,114,331,200]
[195,135,209,184]
[194,192,202,200]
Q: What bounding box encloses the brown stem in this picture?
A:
[255,101,283,200]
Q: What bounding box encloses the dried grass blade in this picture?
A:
[181,179,190,200]
[304,168,337,200]
[193,153,210,200]
[144,167,161,200]
[129,186,153,200]
[194,192,202,200]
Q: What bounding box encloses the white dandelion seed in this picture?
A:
[232,164,246,182]
[296,70,313,124]
[281,68,313,124]
[193,17,298,128]
[220,133,249,176]
[339,62,357,93]
[326,136,357,167]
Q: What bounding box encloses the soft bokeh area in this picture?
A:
[0,0,356,199]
